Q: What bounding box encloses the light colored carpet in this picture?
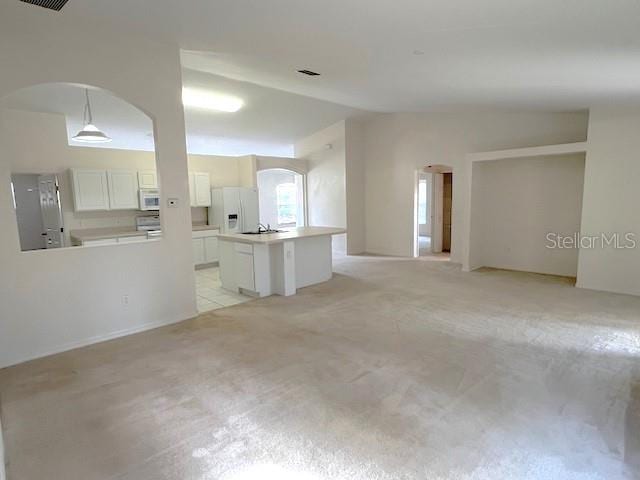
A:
[1,255,640,479]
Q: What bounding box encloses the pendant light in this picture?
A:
[72,89,111,143]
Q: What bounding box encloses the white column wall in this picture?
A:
[295,121,348,254]
[577,107,640,296]
[0,4,195,367]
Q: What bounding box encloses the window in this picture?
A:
[418,180,428,224]
[276,183,297,226]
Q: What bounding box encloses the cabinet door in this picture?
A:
[188,173,196,207]
[137,170,158,189]
[194,172,211,206]
[236,252,255,291]
[235,243,255,290]
[192,238,205,266]
[204,235,219,263]
[71,169,110,211]
[107,170,139,210]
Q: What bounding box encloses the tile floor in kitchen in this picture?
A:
[195,266,254,312]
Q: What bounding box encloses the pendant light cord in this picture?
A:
[83,88,93,125]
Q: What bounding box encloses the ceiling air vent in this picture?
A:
[20,0,70,11]
[298,70,321,76]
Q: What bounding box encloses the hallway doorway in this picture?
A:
[415,164,453,260]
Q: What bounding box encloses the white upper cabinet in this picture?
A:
[189,171,211,207]
[70,169,110,211]
[137,170,158,189]
[107,170,139,210]
[194,172,212,206]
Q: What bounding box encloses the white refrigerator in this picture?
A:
[209,187,259,233]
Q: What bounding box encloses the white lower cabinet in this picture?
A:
[235,243,255,291]
[204,236,219,263]
[192,229,220,266]
[192,238,206,265]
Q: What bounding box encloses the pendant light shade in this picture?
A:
[72,89,111,143]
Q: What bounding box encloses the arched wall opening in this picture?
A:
[1,82,162,253]
[256,168,307,229]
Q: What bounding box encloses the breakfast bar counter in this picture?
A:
[217,226,346,297]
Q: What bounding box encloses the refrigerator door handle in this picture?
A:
[239,199,244,232]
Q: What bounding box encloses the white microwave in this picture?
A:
[139,189,160,211]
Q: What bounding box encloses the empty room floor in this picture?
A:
[1,256,640,479]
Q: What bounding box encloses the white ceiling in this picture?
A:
[47,0,640,112]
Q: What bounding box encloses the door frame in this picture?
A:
[431,173,444,254]
[414,164,453,258]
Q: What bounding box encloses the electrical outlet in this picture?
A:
[122,295,129,306]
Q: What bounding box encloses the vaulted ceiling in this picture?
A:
[55,0,640,111]
[6,0,640,153]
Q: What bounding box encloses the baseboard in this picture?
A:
[0,308,199,370]
[0,414,5,480]
[575,281,640,297]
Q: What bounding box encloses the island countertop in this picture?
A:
[217,226,346,245]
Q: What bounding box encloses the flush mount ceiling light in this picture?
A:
[72,89,112,143]
[182,87,244,113]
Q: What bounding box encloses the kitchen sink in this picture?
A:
[241,229,285,235]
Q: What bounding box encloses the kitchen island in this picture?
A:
[217,226,346,297]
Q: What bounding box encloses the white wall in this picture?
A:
[471,155,585,277]
[344,118,366,254]
[0,3,194,367]
[295,121,347,253]
[577,107,640,296]
[362,112,589,261]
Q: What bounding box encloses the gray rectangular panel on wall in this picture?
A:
[19,0,70,11]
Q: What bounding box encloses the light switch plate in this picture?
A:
[167,197,179,208]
